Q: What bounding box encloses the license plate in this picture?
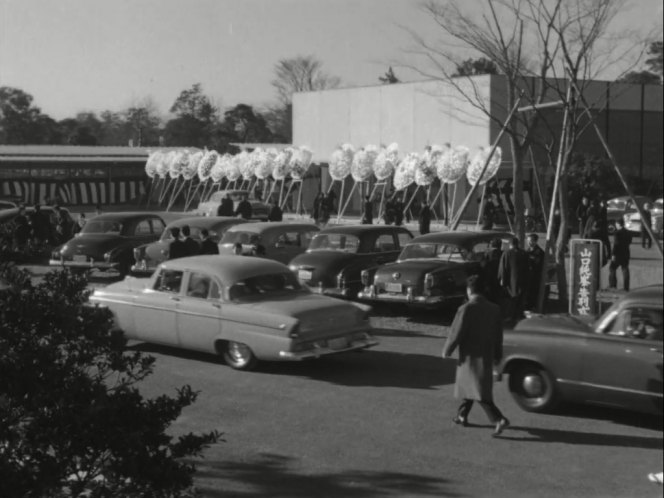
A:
[72,255,87,262]
[386,282,402,293]
[298,270,312,281]
[328,337,348,350]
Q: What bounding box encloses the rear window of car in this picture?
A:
[400,243,469,261]
[82,220,123,234]
[228,272,304,302]
[608,199,626,210]
[308,233,360,253]
[221,231,261,245]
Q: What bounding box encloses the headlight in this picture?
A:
[288,264,297,272]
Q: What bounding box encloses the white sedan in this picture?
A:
[90,255,377,370]
[624,198,663,237]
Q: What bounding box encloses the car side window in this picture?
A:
[374,233,397,252]
[135,220,152,236]
[300,230,316,248]
[153,270,183,293]
[275,231,300,247]
[608,307,663,341]
[186,272,220,300]
[151,218,165,236]
[397,232,412,248]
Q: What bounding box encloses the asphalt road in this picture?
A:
[126,305,662,498]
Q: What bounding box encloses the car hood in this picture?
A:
[60,234,126,256]
[514,313,594,335]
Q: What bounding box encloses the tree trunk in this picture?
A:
[510,140,525,243]
[555,174,569,303]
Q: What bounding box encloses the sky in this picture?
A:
[1,0,662,120]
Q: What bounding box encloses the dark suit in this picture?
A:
[168,239,188,260]
[268,205,283,222]
[418,205,431,235]
[498,247,528,321]
[183,236,200,256]
[361,200,373,224]
[443,294,505,423]
[235,200,253,219]
[481,248,502,303]
[217,198,234,216]
[609,227,632,290]
[525,244,545,309]
[641,210,652,249]
[199,238,219,255]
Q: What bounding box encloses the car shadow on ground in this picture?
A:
[498,426,662,449]
[187,452,461,498]
[370,303,457,327]
[552,403,664,431]
[127,343,456,390]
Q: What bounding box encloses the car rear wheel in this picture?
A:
[508,363,559,413]
[223,341,258,370]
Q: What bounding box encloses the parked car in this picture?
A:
[624,198,663,238]
[357,231,514,308]
[606,195,651,234]
[0,196,23,211]
[219,222,319,264]
[0,204,72,228]
[288,225,414,299]
[194,190,270,220]
[131,216,250,276]
[90,256,377,370]
[496,285,662,415]
[50,212,167,276]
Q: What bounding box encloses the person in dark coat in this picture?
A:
[311,191,322,222]
[394,197,404,226]
[29,204,50,244]
[267,201,283,222]
[481,198,496,230]
[641,202,652,249]
[13,205,30,250]
[167,227,188,260]
[326,189,337,213]
[576,196,590,236]
[586,219,610,266]
[442,275,510,436]
[53,206,74,244]
[525,233,545,310]
[609,218,632,291]
[235,195,253,220]
[481,237,503,304]
[181,225,199,256]
[217,193,234,216]
[317,193,331,227]
[498,237,528,323]
[361,195,373,224]
[198,228,219,255]
[418,199,432,235]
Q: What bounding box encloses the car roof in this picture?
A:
[408,230,513,245]
[316,225,411,235]
[89,212,165,222]
[159,255,289,283]
[621,285,663,307]
[226,222,318,233]
[165,216,239,229]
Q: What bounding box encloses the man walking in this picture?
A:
[442,275,509,437]
[609,218,632,291]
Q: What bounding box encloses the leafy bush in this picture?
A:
[0,264,220,497]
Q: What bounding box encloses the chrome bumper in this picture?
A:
[49,259,117,270]
[279,336,378,360]
[308,286,350,298]
[130,263,155,276]
[357,286,449,306]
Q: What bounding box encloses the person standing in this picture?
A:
[481,238,503,304]
[198,228,219,255]
[72,213,87,234]
[235,195,253,220]
[311,191,322,223]
[394,197,404,227]
[12,206,30,250]
[498,237,528,324]
[481,198,496,230]
[167,227,188,260]
[641,202,652,249]
[442,275,510,437]
[418,199,432,235]
[609,218,632,291]
[361,195,373,224]
[29,204,50,245]
[317,193,331,227]
[217,193,234,216]
[525,233,545,310]
[267,201,283,222]
[181,225,199,256]
[576,196,590,237]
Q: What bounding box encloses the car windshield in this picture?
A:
[399,243,470,261]
[82,220,122,234]
[160,225,205,241]
[228,272,305,302]
[308,233,360,253]
[221,231,260,245]
[607,199,626,210]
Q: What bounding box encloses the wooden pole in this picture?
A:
[280,180,295,211]
[450,93,523,230]
[295,180,304,215]
[339,181,357,223]
[450,183,458,223]
[475,184,487,230]
[278,179,285,207]
[528,147,548,228]
[494,180,514,233]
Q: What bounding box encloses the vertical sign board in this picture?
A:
[569,239,602,316]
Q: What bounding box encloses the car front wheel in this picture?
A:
[223,341,258,370]
[508,363,559,413]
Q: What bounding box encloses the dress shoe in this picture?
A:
[492,418,510,437]
[453,416,468,427]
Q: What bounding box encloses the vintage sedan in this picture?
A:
[496,285,663,415]
[50,212,167,276]
[219,222,319,264]
[624,198,663,238]
[131,216,248,275]
[288,225,413,299]
[90,256,377,370]
[358,231,513,308]
[606,195,651,234]
[194,189,270,220]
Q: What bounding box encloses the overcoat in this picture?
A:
[442,295,503,401]
[498,247,528,297]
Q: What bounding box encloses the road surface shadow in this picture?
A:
[189,452,462,498]
[498,426,663,449]
[128,343,456,390]
[553,403,663,431]
[371,303,457,326]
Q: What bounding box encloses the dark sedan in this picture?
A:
[50,212,167,276]
[288,225,414,299]
[497,285,662,415]
[358,231,512,308]
[131,216,248,276]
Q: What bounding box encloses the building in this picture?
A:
[292,75,663,219]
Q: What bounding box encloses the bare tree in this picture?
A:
[271,55,341,106]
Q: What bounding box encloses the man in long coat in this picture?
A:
[442,275,510,437]
[498,236,528,323]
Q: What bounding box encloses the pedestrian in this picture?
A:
[525,233,545,310]
[442,275,510,437]
[29,204,50,245]
[54,205,74,244]
[217,193,234,216]
[267,200,283,222]
[481,237,503,304]
[576,196,590,237]
[317,193,331,227]
[384,198,395,225]
[232,242,244,255]
[641,202,652,249]
[418,199,432,235]
[609,218,632,291]
[181,225,199,256]
[311,191,322,223]
[167,227,187,260]
[586,219,610,266]
[327,189,337,213]
[12,205,30,250]
[72,213,87,234]
[394,197,404,226]
[234,194,253,220]
[361,195,373,224]
[199,228,219,255]
[481,197,496,230]
[498,236,528,324]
